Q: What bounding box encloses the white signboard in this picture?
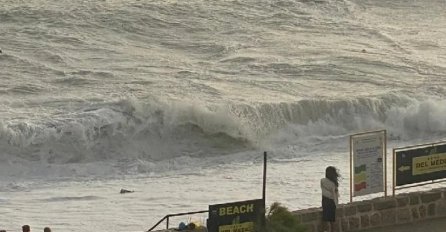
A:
[351,132,385,197]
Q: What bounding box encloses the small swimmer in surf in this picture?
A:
[120,188,134,194]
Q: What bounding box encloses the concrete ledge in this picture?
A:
[292,187,446,232]
[154,188,446,232]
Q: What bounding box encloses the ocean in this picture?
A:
[1,0,446,231]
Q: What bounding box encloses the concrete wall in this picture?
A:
[293,187,446,232]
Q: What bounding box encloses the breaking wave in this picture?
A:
[1,94,445,166]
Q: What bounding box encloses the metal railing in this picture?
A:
[147,210,208,231]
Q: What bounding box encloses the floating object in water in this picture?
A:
[120,188,134,194]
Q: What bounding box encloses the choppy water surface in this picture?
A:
[0,0,445,231]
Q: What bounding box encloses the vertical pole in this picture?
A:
[166,216,169,230]
[350,135,353,203]
[384,130,387,197]
[262,151,267,204]
[262,151,267,228]
[392,149,396,197]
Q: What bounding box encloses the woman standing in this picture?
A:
[321,166,340,232]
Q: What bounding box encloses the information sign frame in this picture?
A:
[349,130,387,202]
[393,141,446,196]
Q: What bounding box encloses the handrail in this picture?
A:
[147,210,208,231]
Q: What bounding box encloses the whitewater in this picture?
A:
[0,0,446,231]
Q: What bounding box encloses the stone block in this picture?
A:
[397,208,411,223]
[381,209,396,225]
[344,205,357,216]
[428,203,436,217]
[301,211,321,222]
[341,217,349,231]
[349,216,360,230]
[409,195,419,205]
[357,203,372,213]
[318,223,327,232]
[411,207,419,220]
[370,213,381,227]
[419,205,427,219]
[421,192,442,203]
[437,200,446,216]
[396,197,409,207]
[361,214,370,228]
[336,207,344,218]
[374,198,396,210]
[334,221,341,232]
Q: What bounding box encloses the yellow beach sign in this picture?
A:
[218,222,254,232]
[413,152,446,175]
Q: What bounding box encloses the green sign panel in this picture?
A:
[395,143,446,186]
[207,199,265,232]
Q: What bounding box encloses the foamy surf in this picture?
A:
[0,0,445,231]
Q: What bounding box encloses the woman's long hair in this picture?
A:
[325,166,340,187]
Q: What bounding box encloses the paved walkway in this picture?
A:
[353,217,446,232]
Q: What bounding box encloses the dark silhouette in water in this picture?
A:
[120,188,134,194]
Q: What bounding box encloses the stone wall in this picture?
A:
[293,187,446,232]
